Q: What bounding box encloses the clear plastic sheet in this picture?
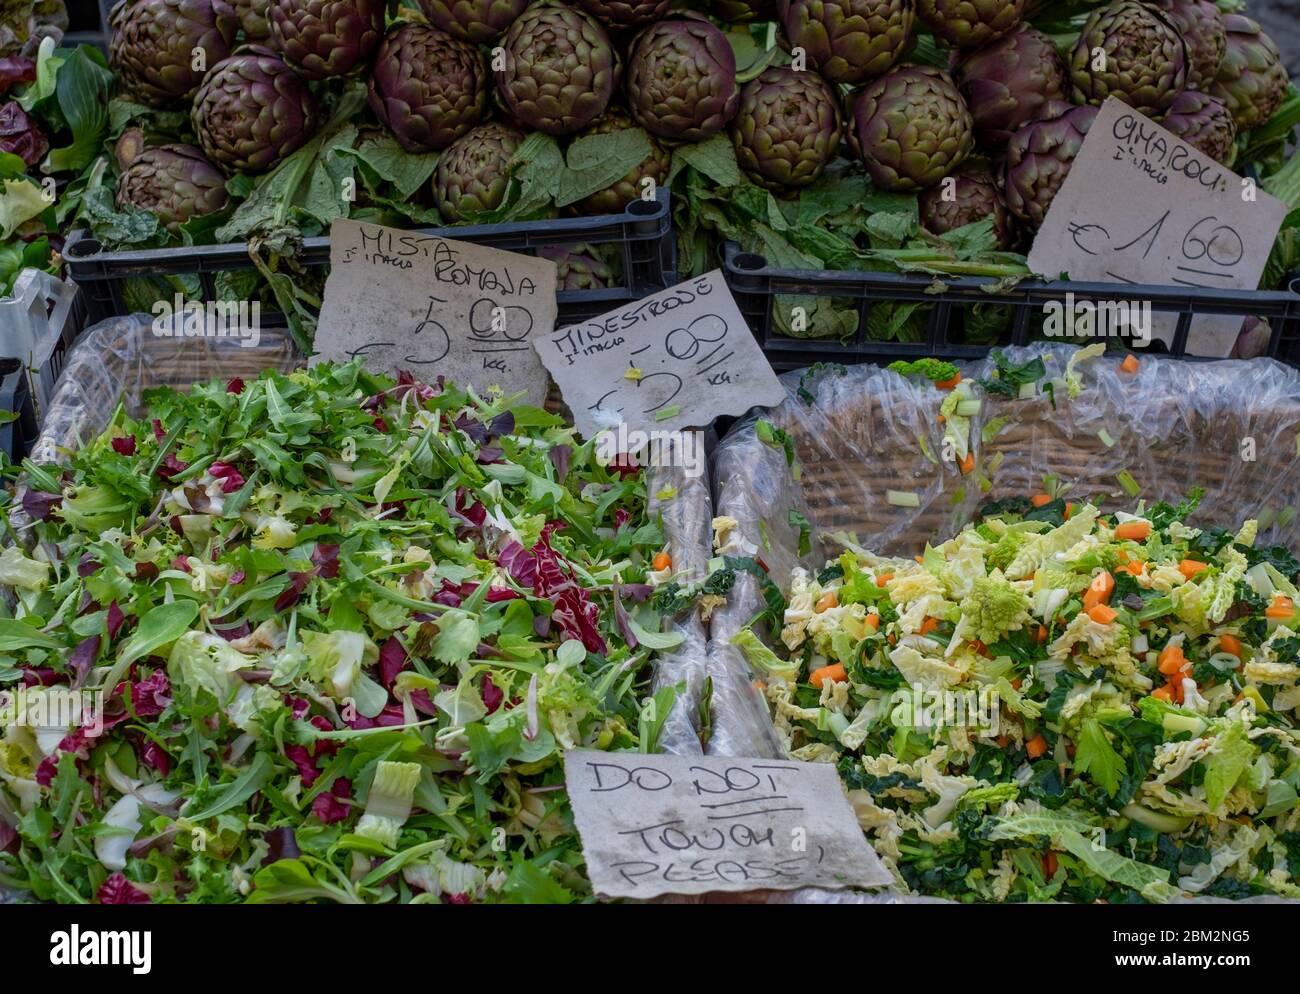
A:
[705,343,1300,903]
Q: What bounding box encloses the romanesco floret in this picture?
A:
[985,530,1022,573]
[959,572,1032,644]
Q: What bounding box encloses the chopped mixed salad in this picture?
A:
[732,488,1300,903]
[0,362,682,904]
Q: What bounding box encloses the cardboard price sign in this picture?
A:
[532,271,784,438]
[1028,97,1289,357]
[313,219,558,404]
[563,751,892,899]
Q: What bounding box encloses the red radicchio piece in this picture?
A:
[549,444,572,481]
[312,778,352,824]
[209,461,246,493]
[0,101,48,168]
[262,827,301,865]
[157,453,189,480]
[310,543,340,578]
[226,377,244,394]
[482,674,504,714]
[498,541,538,586]
[97,873,151,904]
[151,418,165,441]
[274,571,314,612]
[21,488,61,520]
[139,739,171,775]
[378,636,408,690]
[68,635,101,687]
[111,436,137,456]
[0,56,37,95]
[106,602,127,640]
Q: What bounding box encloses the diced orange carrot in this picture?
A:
[1219,634,1242,658]
[1114,521,1151,541]
[864,614,880,630]
[815,591,838,613]
[1026,734,1048,759]
[1266,596,1294,619]
[1087,603,1117,625]
[996,735,1010,748]
[1123,559,1146,576]
[887,633,897,645]
[918,616,939,636]
[1031,494,1052,508]
[937,414,946,424]
[1179,559,1209,581]
[1171,679,1189,704]
[1082,570,1115,610]
[1157,644,1187,676]
[1043,852,1059,878]
[914,555,925,564]
[1116,549,1129,563]
[970,639,989,657]
[652,551,672,571]
[959,451,975,475]
[1011,678,1022,690]
[1065,502,1075,520]
[876,572,894,587]
[935,373,962,390]
[1036,625,1048,643]
[809,663,847,688]
[1152,685,1173,702]
[1121,354,1140,374]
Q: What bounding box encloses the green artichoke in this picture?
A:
[1211,15,1289,131]
[731,66,841,191]
[955,25,1067,151]
[919,166,1016,249]
[270,0,384,79]
[1151,0,1226,91]
[109,0,238,108]
[231,0,272,40]
[433,122,524,221]
[368,24,489,152]
[191,47,319,174]
[1002,101,1098,228]
[1162,90,1237,165]
[707,0,776,23]
[417,0,530,44]
[851,65,973,192]
[1068,0,1188,117]
[778,0,913,85]
[539,246,614,290]
[115,143,230,232]
[627,14,739,142]
[915,0,1025,50]
[575,0,671,30]
[575,110,671,214]
[495,2,617,137]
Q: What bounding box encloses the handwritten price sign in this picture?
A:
[563,751,891,899]
[312,219,557,404]
[534,271,784,438]
[1028,97,1289,357]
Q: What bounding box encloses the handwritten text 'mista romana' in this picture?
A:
[354,228,542,297]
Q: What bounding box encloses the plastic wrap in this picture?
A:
[705,343,1300,903]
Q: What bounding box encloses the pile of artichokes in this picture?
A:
[103,0,1294,264]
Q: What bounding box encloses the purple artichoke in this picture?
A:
[433,122,525,222]
[575,109,671,214]
[417,0,531,44]
[495,3,617,137]
[1068,0,1188,117]
[1151,0,1226,92]
[852,65,973,192]
[915,0,1026,50]
[231,0,273,40]
[919,167,1017,249]
[270,0,385,79]
[109,0,238,108]
[191,47,319,174]
[574,0,672,30]
[954,25,1068,151]
[1162,90,1237,165]
[778,0,913,85]
[1002,101,1099,229]
[0,101,48,168]
[1211,14,1289,131]
[730,66,841,191]
[368,24,489,153]
[116,144,230,232]
[707,0,776,22]
[539,245,614,290]
[626,14,739,143]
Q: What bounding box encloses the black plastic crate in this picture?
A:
[723,241,1300,372]
[64,191,677,328]
[0,358,41,462]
